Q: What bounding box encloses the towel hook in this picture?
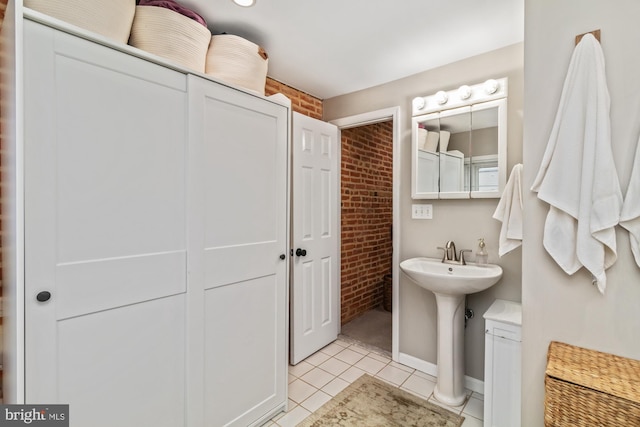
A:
[575,29,601,45]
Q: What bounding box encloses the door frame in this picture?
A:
[329,106,401,361]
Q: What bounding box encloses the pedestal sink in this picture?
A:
[400,257,503,406]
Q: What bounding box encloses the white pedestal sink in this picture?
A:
[400,257,503,406]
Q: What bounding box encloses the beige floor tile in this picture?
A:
[288,360,314,377]
[321,377,350,396]
[281,336,484,425]
[400,373,436,400]
[319,342,345,356]
[274,405,311,427]
[462,395,484,419]
[367,351,391,364]
[348,344,370,355]
[376,364,412,386]
[299,390,332,413]
[334,347,366,365]
[353,355,387,375]
[339,366,366,383]
[318,357,350,376]
[303,351,332,366]
[461,415,483,427]
[288,378,317,404]
[300,367,335,389]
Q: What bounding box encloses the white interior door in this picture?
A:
[23,21,187,426]
[291,113,340,365]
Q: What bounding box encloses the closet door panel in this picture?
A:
[188,75,288,427]
[23,20,188,426]
[203,277,279,426]
[54,46,186,262]
[57,295,186,427]
[55,253,185,319]
[201,94,284,290]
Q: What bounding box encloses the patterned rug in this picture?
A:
[298,374,465,427]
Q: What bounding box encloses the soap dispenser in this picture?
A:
[476,238,488,265]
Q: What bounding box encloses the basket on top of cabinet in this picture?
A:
[25,0,136,44]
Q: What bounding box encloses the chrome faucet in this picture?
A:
[437,241,472,265]
[445,240,457,262]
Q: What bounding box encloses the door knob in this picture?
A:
[279,254,286,260]
[36,291,51,302]
[295,248,307,257]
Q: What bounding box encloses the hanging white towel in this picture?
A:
[620,135,640,267]
[530,33,622,294]
[493,164,523,256]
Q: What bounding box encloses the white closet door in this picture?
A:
[24,21,187,427]
[187,76,289,427]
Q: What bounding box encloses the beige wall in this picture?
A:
[324,42,524,381]
[523,1,640,424]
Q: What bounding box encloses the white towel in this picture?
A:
[620,135,640,267]
[493,164,523,256]
[530,34,622,294]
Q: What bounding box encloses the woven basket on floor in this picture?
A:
[544,341,640,426]
[205,34,268,95]
[129,5,211,73]
[25,0,136,44]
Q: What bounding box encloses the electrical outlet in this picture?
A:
[412,204,433,219]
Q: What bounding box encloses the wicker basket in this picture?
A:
[205,34,269,95]
[25,0,136,44]
[545,341,640,426]
[129,5,211,73]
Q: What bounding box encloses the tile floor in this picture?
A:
[267,338,483,426]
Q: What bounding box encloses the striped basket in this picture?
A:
[129,5,212,73]
[205,34,269,95]
[25,0,136,44]
[545,341,640,426]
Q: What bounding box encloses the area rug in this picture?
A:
[298,374,465,427]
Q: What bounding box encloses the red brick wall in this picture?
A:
[340,121,393,324]
[265,77,322,119]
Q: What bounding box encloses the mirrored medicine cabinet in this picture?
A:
[411,78,507,199]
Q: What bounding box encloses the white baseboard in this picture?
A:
[397,352,484,395]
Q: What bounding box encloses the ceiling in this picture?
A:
[181,0,524,99]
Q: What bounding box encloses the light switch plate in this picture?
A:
[412,204,433,219]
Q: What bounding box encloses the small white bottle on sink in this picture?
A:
[476,238,488,265]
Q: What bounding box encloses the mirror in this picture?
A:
[411,78,507,199]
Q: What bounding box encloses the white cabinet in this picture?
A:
[10,14,288,427]
[483,299,522,427]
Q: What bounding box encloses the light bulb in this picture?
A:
[233,0,255,7]
[435,91,448,105]
[484,79,499,94]
[458,85,472,100]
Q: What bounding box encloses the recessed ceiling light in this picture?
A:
[233,0,255,6]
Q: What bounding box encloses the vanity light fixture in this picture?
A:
[411,77,507,116]
[435,90,449,105]
[458,85,472,100]
[232,0,256,6]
